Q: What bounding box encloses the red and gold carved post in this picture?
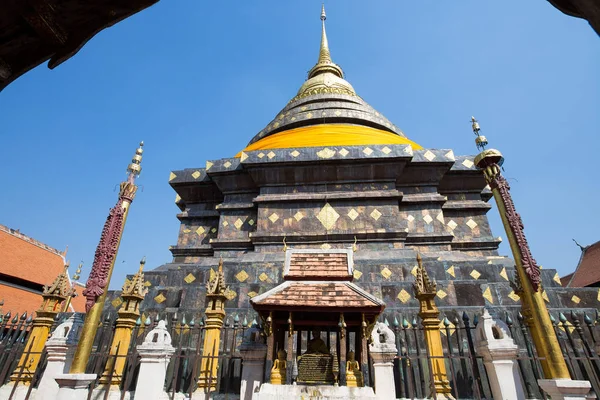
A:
[69,142,144,374]
[471,118,569,379]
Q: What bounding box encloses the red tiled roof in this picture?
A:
[285,252,350,280]
[0,225,66,285]
[251,281,384,311]
[566,241,600,287]
[0,225,85,314]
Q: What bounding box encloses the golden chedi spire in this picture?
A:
[413,253,437,296]
[121,257,148,299]
[296,5,356,100]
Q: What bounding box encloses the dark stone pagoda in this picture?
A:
[106,7,599,324]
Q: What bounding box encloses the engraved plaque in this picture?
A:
[296,354,334,384]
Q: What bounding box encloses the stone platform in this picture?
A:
[254,383,377,400]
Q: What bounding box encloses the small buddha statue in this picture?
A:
[270,349,287,384]
[307,330,330,354]
[345,350,363,387]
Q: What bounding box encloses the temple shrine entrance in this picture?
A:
[250,249,384,391]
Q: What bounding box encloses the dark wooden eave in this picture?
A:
[547,0,600,35]
[0,0,159,92]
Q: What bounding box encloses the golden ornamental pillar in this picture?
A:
[11,265,75,384]
[70,142,144,374]
[99,257,148,386]
[197,259,228,392]
[413,254,453,398]
[471,118,569,379]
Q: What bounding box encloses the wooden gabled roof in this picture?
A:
[564,240,600,287]
[0,0,159,92]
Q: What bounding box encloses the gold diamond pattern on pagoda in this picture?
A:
[111,297,123,308]
[381,267,392,279]
[553,273,562,285]
[267,151,276,159]
[542,291,550,302]
[317,148,335,159]
[321,243,332,250]
[444,150,455,160]
[175,194,181,203]
[144,281,152,287]
[353,270,362,279]
[206,161,214,170]
[339,148,349,157]
[222,221,229,227]
[508,291,520,302]
[183,228,191,233]
[370,209,382,221]
[447,220,457,230]
[259,273,269,282]
[446,266,456,278]
[407,215,415,222]
[482,287,493,303]
[248,291,258,298]
[235,270,249,282]
[191,170,201,179]
[436,213,444,223]
[411,265,418,277]
[363,147,373,156]
[294,211,304,222]
[572,295,581,304]
[440,320,456,336]
[306,112,313,118]
[240,152,248,162]
[234,218,244,230]
[224,288,237,301]
[423,214,433,224]
[381,146,392,155]
[223,161,232,168]
[437,290,447,300]
[466,219,478,229]
[258,152,265,159]
[211,227,217,233]
[470,270,481,280]
[423,150,436,161]
[559,321,575,334]
[499,267,509,281]
[183,273,196,284]
[154,293,167,304]
[196,226,206,236]
[347,209,359,221]
[269,213,280,223]
[169,172,177,181]
[397,289,411,304]
[317,203,340,230]
[462,159,474,168]
[290,150,300,158]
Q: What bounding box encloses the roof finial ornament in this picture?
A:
[308,4,343,79]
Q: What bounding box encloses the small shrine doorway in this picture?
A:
[250,249,384,387]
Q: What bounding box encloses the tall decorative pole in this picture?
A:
[471,118,570,379]
[196,259,228,392]
[99,257,148,387]
[413,254,453,399]
[10,265,75,384]
[69,142,144,374]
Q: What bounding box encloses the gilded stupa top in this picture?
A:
[243,6,420,153]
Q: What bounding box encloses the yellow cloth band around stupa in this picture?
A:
[235,124,422,157]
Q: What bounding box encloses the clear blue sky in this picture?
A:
[0,1,598,289]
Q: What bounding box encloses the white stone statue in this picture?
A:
[142,320,172,347]
[369,322,396,353]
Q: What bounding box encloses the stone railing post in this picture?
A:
[476,309,525,400]
[239,323,267,400]
[369,322,397,400]
[134,320,175,400]
[36,314,84,400]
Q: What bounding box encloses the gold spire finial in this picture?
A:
[127,141,144,179]
[308,4,343,79]
[139,256,146,273]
